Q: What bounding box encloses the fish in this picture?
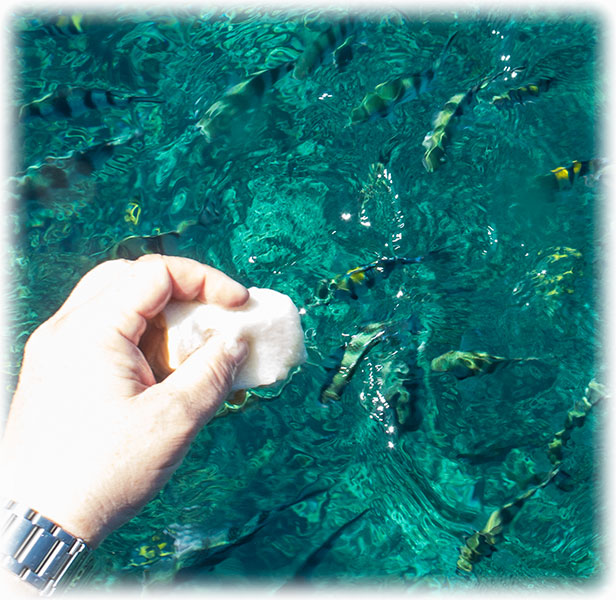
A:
[103,230,182,260]
[333,35,355,72]
[293,18,357,80]
[99,184,225,261]
[320,321,393,403]
[174,484,331,580]
[289,508,370,581]
[101,211,210,261]
[197,60,295,142]
[387,358,426,433]
[315,254,429,304]
[124,200,142,226]
[45,14,85,36]
[534,159,608,194]
[491,76,554,109]
[349,32,457,125]
[456,469,557,574]
[20,87,162,122]
[129,531,175,567]
[457,378,607,575]
[422,67,524,172]
[546,378,606,466]
[430,350,536,380]
[14,131,141,207]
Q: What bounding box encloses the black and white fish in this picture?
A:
[293,18,358,79]
[349,32,457,125]
[198,61,295,142]
[20,87,161,122]
[422,67,524,172]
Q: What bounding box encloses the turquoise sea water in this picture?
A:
[7,7,607,592]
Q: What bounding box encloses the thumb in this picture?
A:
[153,334,249,430]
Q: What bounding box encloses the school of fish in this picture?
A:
[14,12,605,584]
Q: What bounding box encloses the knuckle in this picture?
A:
[206,358,235,399]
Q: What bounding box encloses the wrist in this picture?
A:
[0,438,108,550]
[0,499,93,596]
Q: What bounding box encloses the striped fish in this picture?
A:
[457,378,606,574]
[349,32,457,125]
[491,77,554,109]
[101,202,215,261]
[535,159,607,193]
[320,321,392,403]
[456,469,558,574]
[316,255,425,303]
[104,231,181,260]
[422,67,524,172]
[547,379,605,466]
[20,87,162,122]
[197,60,294,142]
[45,14,85,35]
[293,18,357,80]
[430,350,536,380]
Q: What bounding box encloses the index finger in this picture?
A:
[53,255,249,344]
[136,254,249,314]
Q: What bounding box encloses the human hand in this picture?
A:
[0,255,249,548]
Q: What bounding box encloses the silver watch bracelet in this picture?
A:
[0,498,92,596]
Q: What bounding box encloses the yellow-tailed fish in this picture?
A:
[422,67,524,172]
[100,194,225,260]
[198,60,295,142]
[20,87,162,122]
[293,18,357,80]
[46,14,85,35]
[535,159,607,193]
[320,321,392,403]
[101,203,214,260]
[17,14,87,37]
[315,255,426,303]
[129,531,175,567]
[124,201,141,226]
[349,32,457,125]
[430,350,534,380]
[491,76,554,109]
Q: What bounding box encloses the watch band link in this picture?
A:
[0,498,91,596]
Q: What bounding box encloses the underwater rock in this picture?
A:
[141,287,306,391]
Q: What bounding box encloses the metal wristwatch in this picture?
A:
[0,498,92,596]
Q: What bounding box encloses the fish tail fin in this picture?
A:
[478,65,526,92]
[419,243,458,264]
[398,255,426,265]
[128,95,164,104]
[434,31,458,70]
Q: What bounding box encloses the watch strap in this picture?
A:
[0,498,91,596]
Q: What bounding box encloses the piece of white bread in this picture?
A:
[140,287,307,390]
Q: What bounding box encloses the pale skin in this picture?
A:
[0,255,249,591]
